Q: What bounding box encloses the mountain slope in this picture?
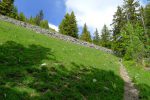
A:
[0,20,124,100]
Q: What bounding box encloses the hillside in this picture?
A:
[0,20,124,99]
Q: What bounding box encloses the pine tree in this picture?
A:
[0,0,17,18]
[40,20,49,29]
[59,13,70,35]
[80,23,92,42]
[93,28,100,45]
[139,6,145,29]
[69,12,78,38]
[59,12,78,38]
[112,6,125,41]
[10,6,18,19]
[100,25,111,48]
[120,22,145,62]
[35,10,44,26]
[19,12,26,21]
[144,3,150,58]
[145,3,150,38]
[28,16,35,25]
[123,0,140,23]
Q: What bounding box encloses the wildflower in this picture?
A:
[93,79,97,83]
[41,63,47,66]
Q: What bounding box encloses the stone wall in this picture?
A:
[0,15,113,54]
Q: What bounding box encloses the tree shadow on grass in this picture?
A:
[137,84,150,100]
[0,41,124,100]
[0,41,55,67]
[0,41,55,99]
[0,62,124,99]
[70,62,124,100]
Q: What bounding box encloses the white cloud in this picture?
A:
[65,0,123,35]
[48,23,58,31]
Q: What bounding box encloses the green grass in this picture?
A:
[0,20,124,100]
[123,61,150,100]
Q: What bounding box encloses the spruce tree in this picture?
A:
[120,22,144,61]
[93,28,100,45]
[19,12,26,21]
[59,12,78,38]
[69,12,78,38]
[112,6,125,41]
[145,3,150,38]
[139,6,145,29]
[80,23,92,42]
[123,0,140,23]
[59,13,70,35]
[144,3,150,58]
[100,25,111,48]
[28,16,35,25]
[0,0,17,17]
[35,10,44,26]
[40,20,49,29]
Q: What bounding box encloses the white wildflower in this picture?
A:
[93,79,97,83]
[41,63,47,66]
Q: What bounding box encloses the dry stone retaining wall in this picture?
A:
[0,15,113,54]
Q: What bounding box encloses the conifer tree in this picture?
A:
[69,12,78,38]
[100,25,111,48]
[19,12,26,21]
[80,23,92,42]
[59,13,70,35]
[144,3,150,58]
[93,28,100,45]
[123,0,140,23]
[120,22,144,61]
[112,6,125,41]
[145,3,150,38]
[139,6,145,28]
[0,0,17,18]
[59,12,78,38]
[40,20,49,29]
[28,16,35,25]
[35,10,44,26]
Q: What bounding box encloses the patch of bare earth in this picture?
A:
[119,62,139,100]
[144,67,150,71]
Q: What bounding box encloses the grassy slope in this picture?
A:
[124,61,150,100]
[0,20,124,100]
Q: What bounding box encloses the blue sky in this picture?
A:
[14,0,148,34]
[14,0,66,30]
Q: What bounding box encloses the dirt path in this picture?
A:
[119,61,139,100]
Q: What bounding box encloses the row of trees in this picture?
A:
[59,12,112,48]
[59,12,78,38]
[27,10,49,29]
[80,24,111,49]
[0,0,49,29]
